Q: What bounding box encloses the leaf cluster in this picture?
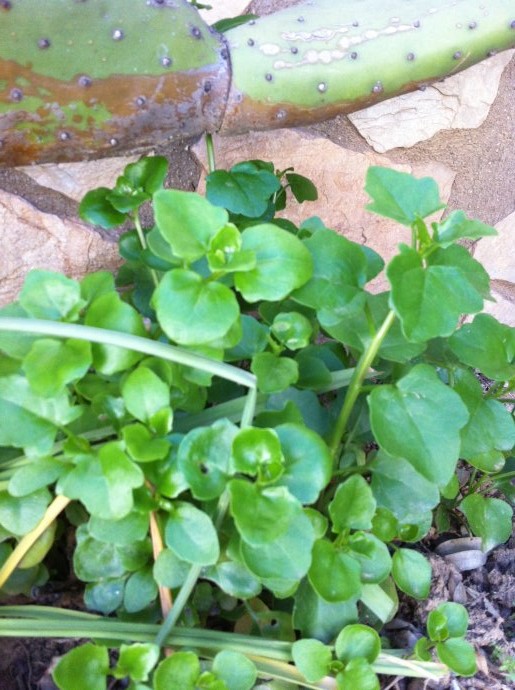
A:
[0,156,513,689]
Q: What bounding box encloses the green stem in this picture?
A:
[328,310,396,459]
[205,132,216,173]
[133,210,159,287]
[0,318,256,390]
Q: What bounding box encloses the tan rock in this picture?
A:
[199,0,250,24]
[19,155,140,203]
[193,129,455,290]
[472,211,515,326]
[349,51,514,153]
[0,187,121,307]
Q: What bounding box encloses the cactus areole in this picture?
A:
[0,0,514,166]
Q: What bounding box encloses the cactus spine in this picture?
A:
[0,0,514,166]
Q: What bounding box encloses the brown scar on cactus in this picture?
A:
[0,0,514,166]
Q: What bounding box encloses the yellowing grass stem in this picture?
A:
[0,494,70,589]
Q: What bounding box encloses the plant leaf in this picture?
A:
[154,189,228,262]
[308,539,362,603]
[165,502,219,566]
[212,650,257,690]
[391,549,431,599]
[459,494,513,551]
[436,638,477,676]
[387,245,489,342]
[152,269,240,346]
[53,643,109,690]
[449,314,515,381]
[329,475,376,532]
[153,652,200,690]
[365,167,444,226]
[235,224,313,302]
[369,364,468,486]
[335,623,381,663]
[291,639,332,682]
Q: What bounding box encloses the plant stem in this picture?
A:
[149,509,173,621]
[133,210,159,287]
[328,310,396,460]
[205,132,216,173]
[0,494,70,589]
[0,318,256,390]
[154,564,202,647]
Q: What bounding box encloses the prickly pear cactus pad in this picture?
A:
[0,0,230,165]
[0,0,513,165]
[221,0,515,132]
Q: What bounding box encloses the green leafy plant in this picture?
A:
[0,152,513,690]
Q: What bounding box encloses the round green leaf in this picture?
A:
[206,163,280,217]
[23,338,91,396]
[228,479,301,546]
[79,187,127,228]
[122,367,170,424]
[84,578,125,614]
[308,539,362,603]
[153,651,200,690]
[459,494,513,551]
[274,423,332,504]
[436,638,477,676]
[114,643,160,683]
[293,578,359,643]
[430,603,469,640]
[124,566,158,612]
[153,548,190,589]
[0,489,49,536]
[414,637,432,662]
[235,224,313,302]
[370,451,440,524]
[251,352,298,394]
[371,507,399,543]
[336,658,380,690]
[84,292,146,374]
[154,189,228,262]
[335,623,381,663]
[240,510,314,581]
[20,270,83,321]
[178,419,237,500]
[165,502,219,566]
[152,269,239,346]
[271,312,313,350]
[53,643,109,690]
[122,424,171,463]
[203,559,261,599]
[74,535,126,582]
[392,549,431,600]
[231,427,284,481]
[212,650,257,690]
[59,444,144,520]
[348,531,392,583]
[329,475,376,532]
[291,639,332,683]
